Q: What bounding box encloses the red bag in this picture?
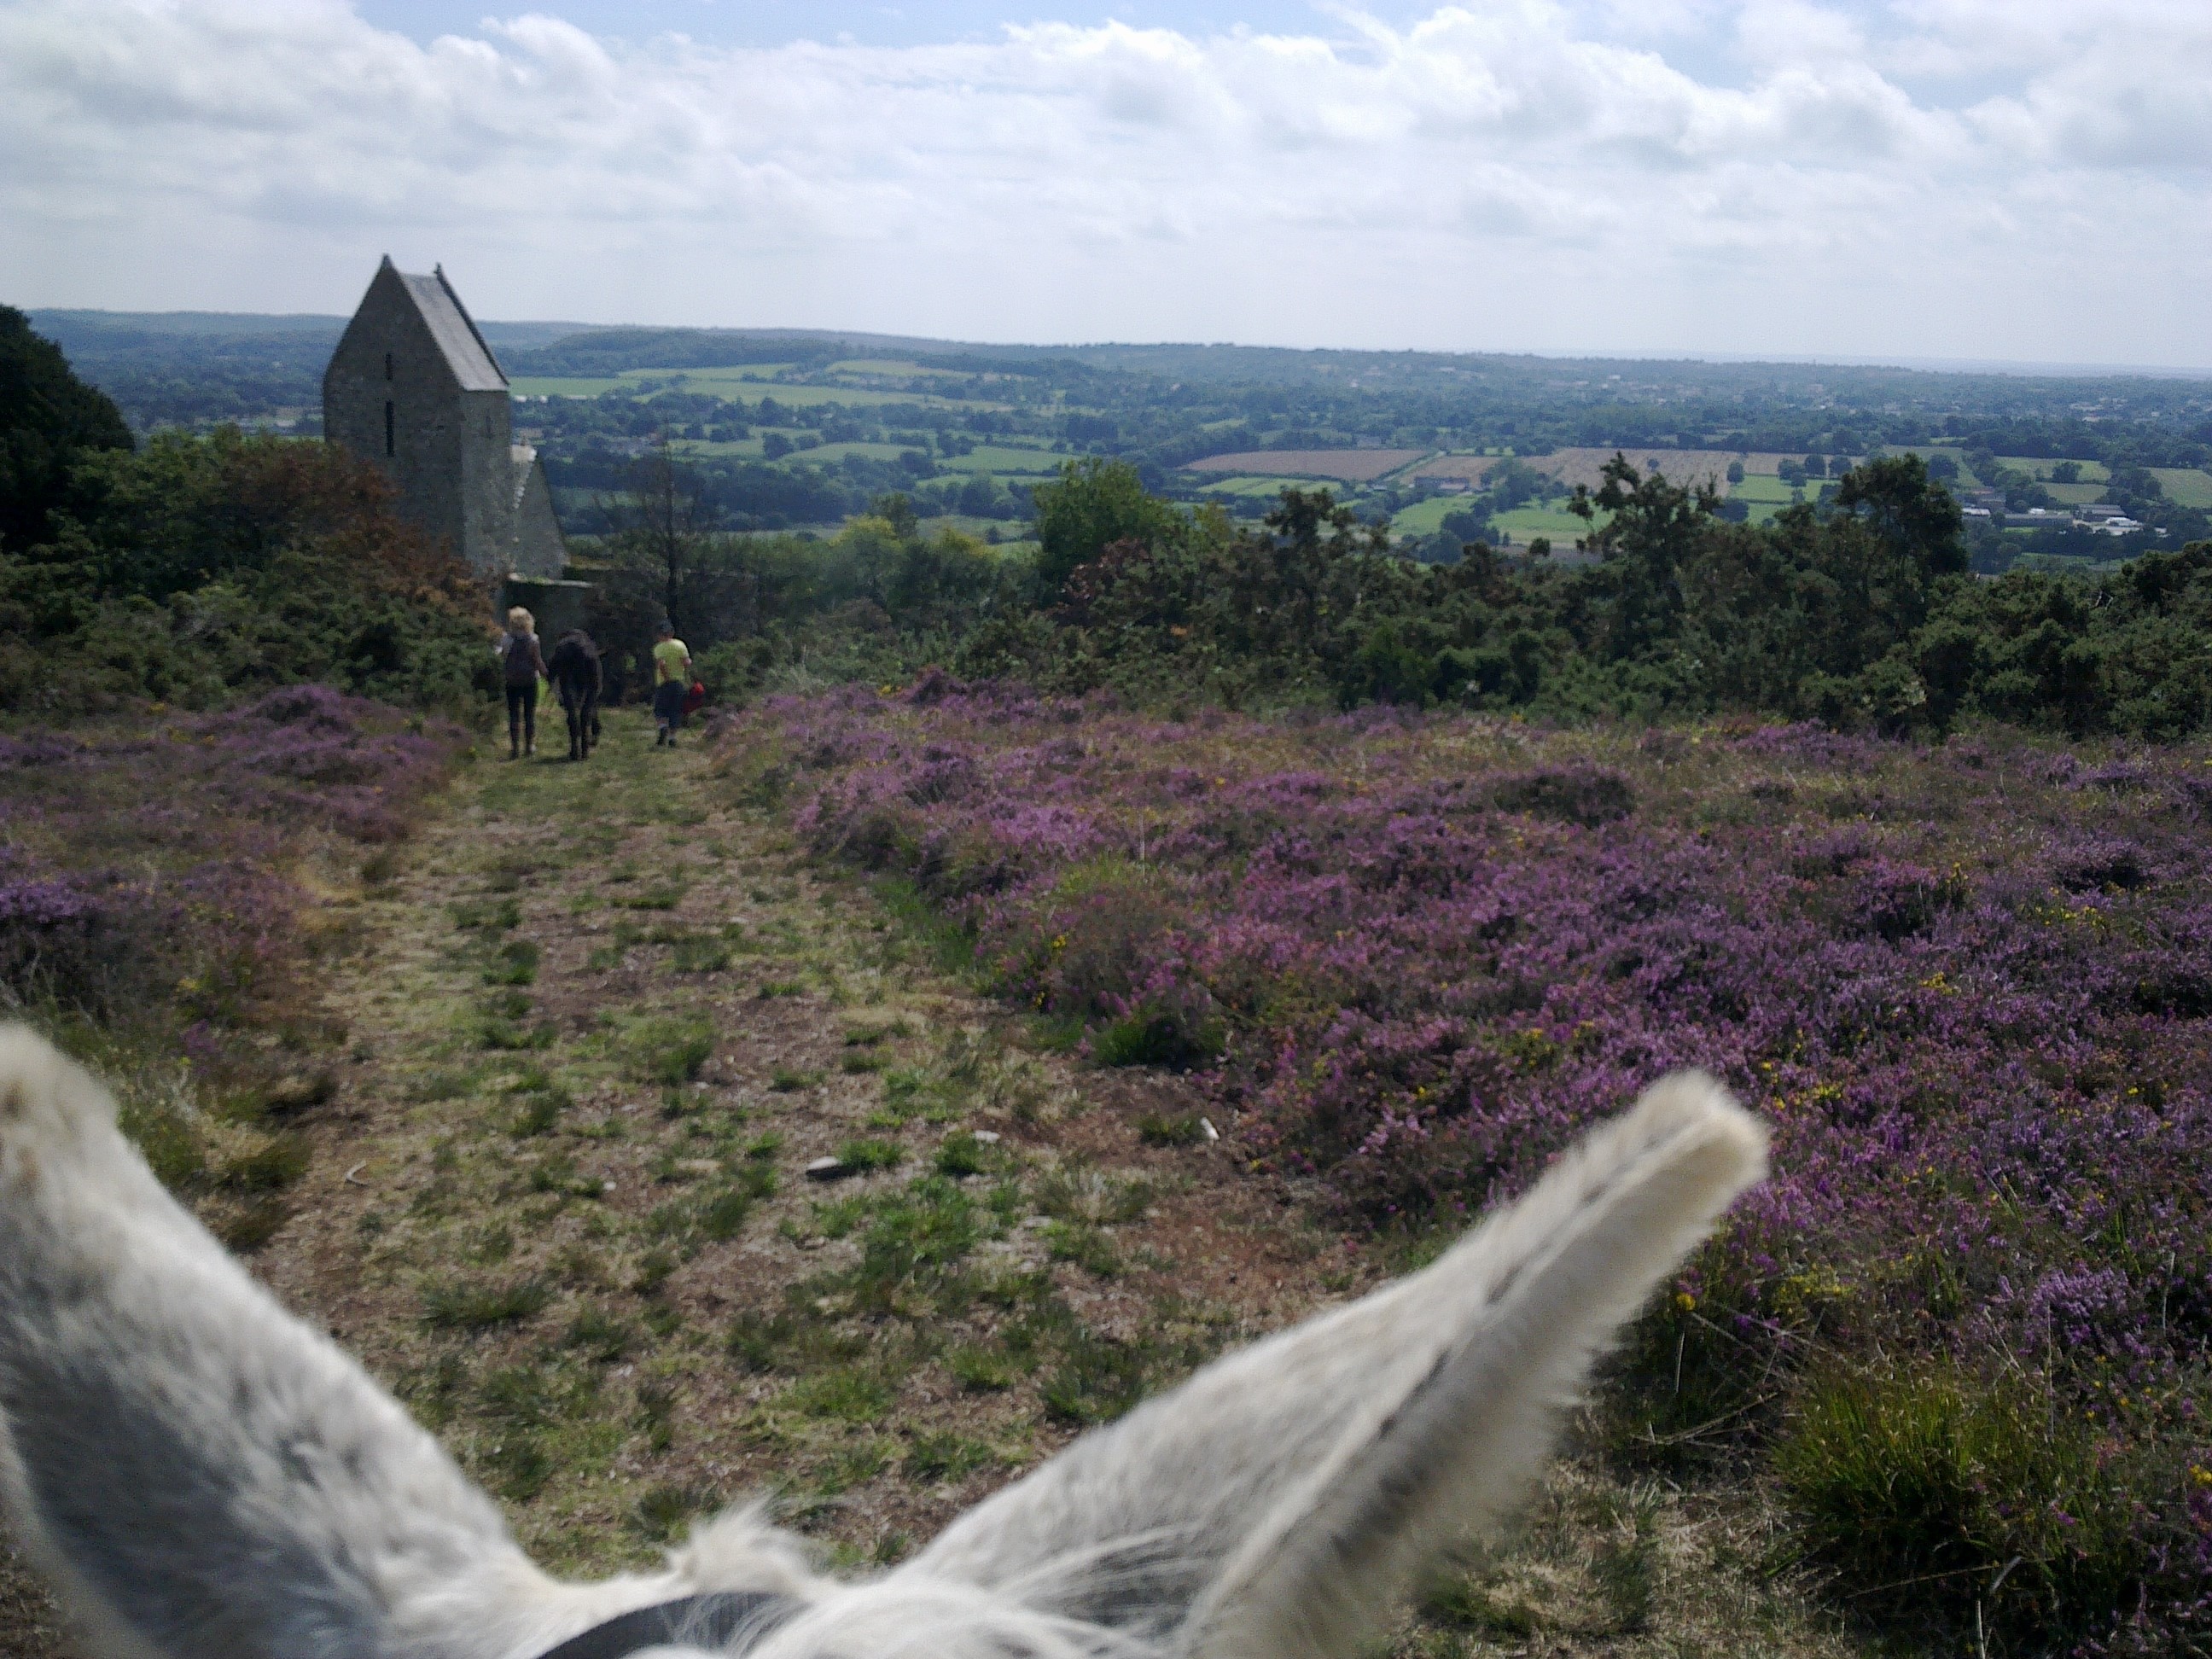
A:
[683,679,707,715]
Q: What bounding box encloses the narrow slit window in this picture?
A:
[384,401,395,457]
[384,351,393,380]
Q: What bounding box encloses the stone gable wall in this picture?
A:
[512,455,568,579]
[323,265,521,577]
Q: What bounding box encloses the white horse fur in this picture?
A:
[0,1024,1766,1659]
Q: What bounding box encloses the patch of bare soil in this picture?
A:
[0,709,1866,1659]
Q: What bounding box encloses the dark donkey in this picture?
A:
[546,629,604,761]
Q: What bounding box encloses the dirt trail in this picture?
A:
[2,708,1860,1658]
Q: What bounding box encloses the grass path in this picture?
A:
[3,708,1866,1658]
[257,710,1351,1579]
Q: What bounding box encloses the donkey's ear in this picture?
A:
[910,1074,1764,1659]
[0,1027,649,1659]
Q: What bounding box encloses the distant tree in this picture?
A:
[1926,454,1959,481]
[1486,457,1547,511]
[603,436,721,644]
[2051,460,2081,485]
[1803,453,1827,479]
[872,491,921,541]
[1726,460,1745,485]
[761,432,793,460]
[1032,457,1183,601]
[0,306,133,552]
[1571,452,1724,661]
[1814,455,1969,662]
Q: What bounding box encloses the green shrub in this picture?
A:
[1039,1327,1148,1425]
[934,1132,989,1178]
[1136,1110,1207,1147]
[419,1277,549,1330]
[482,940,539,987]
[631,1481,716,1542]
[484,1431,553,1501]
[508,1091,562,1138]
[1775,1363,2145,1644]
[1091,1007,1222,1069]
[697,1188,754,1242]
[1044,1220,1122,1278]
[669,934,731,973]
[836,1138,905,1173]
[564,1304,634,1363]
[947,1344,1016,1391]
[628,1016,714,1083]
[217,1133,309,1192]
[781,1367,893,1423]
[905,1432,995,1483]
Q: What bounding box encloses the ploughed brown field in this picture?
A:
[1183,447,1432,481]
[1524,448,1780,492]
[1193,447,1821,497]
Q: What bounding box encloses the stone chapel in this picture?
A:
[322,258,567,580]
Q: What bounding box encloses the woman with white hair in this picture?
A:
[496,606,548,760]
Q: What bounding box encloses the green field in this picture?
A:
[655,364,794,384]
[913,514,1035,545]
[1193,475,1314,499]
[2045,481,2108,504]
[696,381,988,410]
[1493,504,1599,541]
[509,368,995,412]
[2151,468,2212,508]
[675,437,765,458]
[509,376,630,398]
[2000,456,2110,483]
[1728,473,1804,505]
[1390,496,1469,536]
[940,444,1072,477]
[792,440,917,464]
[829,358,969,380]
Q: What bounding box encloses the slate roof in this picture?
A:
[392,259,507,392]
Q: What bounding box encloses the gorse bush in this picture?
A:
[599,451,2212,744]
[0,391,492,715]
[733,684,2212,1649]
[983,459,2212,739]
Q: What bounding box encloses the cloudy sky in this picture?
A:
[3,0,2208,366]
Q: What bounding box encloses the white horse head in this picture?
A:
[0,1026,1763,1659]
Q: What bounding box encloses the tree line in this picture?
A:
[8,302,2208,741]
[585,443,2212,741]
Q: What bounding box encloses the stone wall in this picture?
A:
[323,264,520,575]
[511,450,568,579]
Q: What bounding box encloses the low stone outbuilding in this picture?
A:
[323,257,565,579]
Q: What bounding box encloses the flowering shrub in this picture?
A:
[1,687,463,1241]
[2,685,456,1004]
[725,682,2212,1648]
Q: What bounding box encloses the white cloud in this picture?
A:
[0,0,2207,364]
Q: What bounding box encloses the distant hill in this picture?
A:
[26,310,595,433]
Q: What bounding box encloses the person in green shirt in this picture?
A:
[650,624,691,748]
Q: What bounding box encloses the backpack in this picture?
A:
[503,633,538,686]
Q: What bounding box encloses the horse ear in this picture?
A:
[909,1074,1765,1659]
[0,1026,700,1659]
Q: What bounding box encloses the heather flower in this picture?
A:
[721,686,2212,1642]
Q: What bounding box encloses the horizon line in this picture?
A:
[28,306,2212,383]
